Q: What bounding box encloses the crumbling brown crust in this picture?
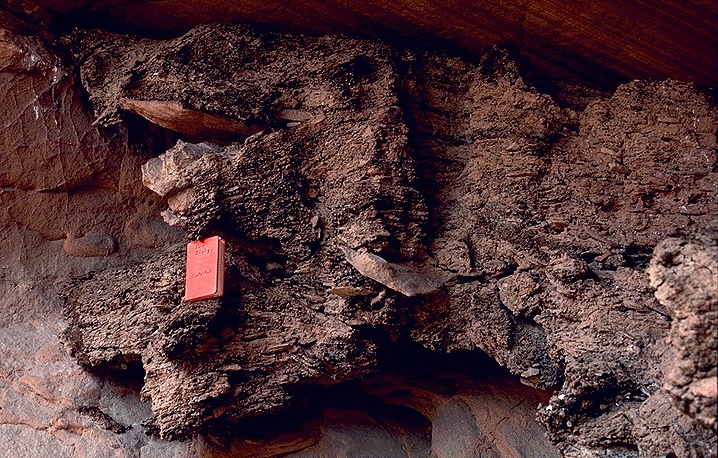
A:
[59,24,717,456]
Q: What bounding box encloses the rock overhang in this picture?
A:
[7,0,718,87]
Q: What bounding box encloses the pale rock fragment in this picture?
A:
[141,141,217,197]
[63,233,117,257]
[328,286,375,297]
[689,377,717,398]
[341,247,448,297]
[277,109,314,122]
[167,187,196,214]
[121,98,263,139]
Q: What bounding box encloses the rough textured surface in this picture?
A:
[649,238,717,433]
[1,6,717,458]
[54,23,718,456]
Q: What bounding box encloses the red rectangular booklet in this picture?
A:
[184,236,225,301]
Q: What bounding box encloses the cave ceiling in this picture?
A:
[8,0,718,87]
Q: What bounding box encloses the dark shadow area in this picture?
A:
[88,359,147,395]
[204,336,547,442]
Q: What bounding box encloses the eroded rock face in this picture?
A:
[55,23,718,456]
[61,25,428,439]
[649,237,717,433]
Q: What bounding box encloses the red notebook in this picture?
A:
[184,236,225,301]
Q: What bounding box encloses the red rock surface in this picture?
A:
[0,3,716,458]
[9,0,718,86]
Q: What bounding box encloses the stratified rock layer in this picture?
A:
[57,24,718,457]
[11,0,718,86]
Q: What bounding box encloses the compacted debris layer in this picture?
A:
[0,13,716,458]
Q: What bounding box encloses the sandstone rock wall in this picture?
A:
[0,10,716,458]
[0,19,186,458]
